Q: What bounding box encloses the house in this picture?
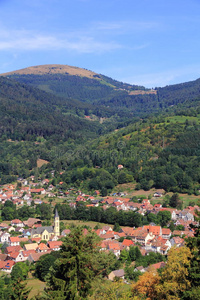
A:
[117,165,124,170]
[27,252,48,263]
[170,236,185,247]
[0,260,15,273]
[153,192,162,197]
[23,218,41,228]
[0,232,10,243]
[8,251,25,262]
[143,225,162,236]
[121,239,135,250]
[9,236,20,246]
[11,219,24,227]
[154,203,162,209]
[132,228,154,246]
[179,210,194,222]
[5,245,23,254]
[48,241,63,251]
[162,228,171,239]
[108,269,125,281]
[37,243,50,253]
[107,242,121,258]
[30,188,46,195]
[24,243,38,251]
[7,226,16,233]
[100,231,115,240]
[101,226,113,233]
[121,227,134,237]
[0,223,9,230]
[134,266,146,273]
[148,261,166,271]
[15,227,24,234]
[21,250,36,261]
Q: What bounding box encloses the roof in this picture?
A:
[10,237,20,243]
[122,227,134,236]
[0,260,15,270]
[23,218,41,227]
[30,188,45,193]
[24,243,38,251]
[28,252,46,262]
[22,250,36,257]
[31,226,54,235]
[150,261,166,270]
[9,251,21,259]
[162,228,171,235]
[112,269,125,277]
[48,241,63,249]
[143,225,161,235]
[11,219,23,224]
[37,243,49,250]
[0,254,7,261]
[6,245,22,253]
[122,239,134,247]
[30,237,41,243]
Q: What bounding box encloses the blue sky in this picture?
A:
[0,0,200,87]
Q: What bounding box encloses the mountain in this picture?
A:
[1,64,200,190]
[2,64,200,118]
[1,64,159,116]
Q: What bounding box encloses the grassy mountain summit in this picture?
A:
[1,64,98,78]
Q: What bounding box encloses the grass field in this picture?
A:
[62,219,113,229]
[27,275,46,299]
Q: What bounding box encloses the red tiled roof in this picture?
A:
[122,239,134,247]
[0,260,15,270]
[162,228,171,235]
[11,219,22,224]
[5,245,22,253]
[10,237,20,243]
[48,241,63,249]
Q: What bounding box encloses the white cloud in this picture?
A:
[95,21,159,32]
[0,29,122,53]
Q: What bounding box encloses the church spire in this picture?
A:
[54,209,60,236]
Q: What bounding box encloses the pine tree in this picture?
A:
[10,278,31,300]
[45,226,101,300]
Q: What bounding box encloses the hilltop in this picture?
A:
[1,64,98,78]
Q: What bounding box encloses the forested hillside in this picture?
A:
[44,114,200,195]
[1,65,200,192]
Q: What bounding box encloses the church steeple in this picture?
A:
[54,209,60,236]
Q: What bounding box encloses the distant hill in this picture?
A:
[2,64,200,117]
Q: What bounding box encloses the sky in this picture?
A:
[0,0,200,88]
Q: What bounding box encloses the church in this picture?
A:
[31,209,60,241]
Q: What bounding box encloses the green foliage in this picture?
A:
[157,210,171,227]
[44,226,102,299]
[134,252,165,268]
[35,252,60,281]
[125,266,141,281]
[11,262,29,282]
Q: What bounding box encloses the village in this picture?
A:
[0,174,199,281]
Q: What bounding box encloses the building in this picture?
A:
[30,210,60,241]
